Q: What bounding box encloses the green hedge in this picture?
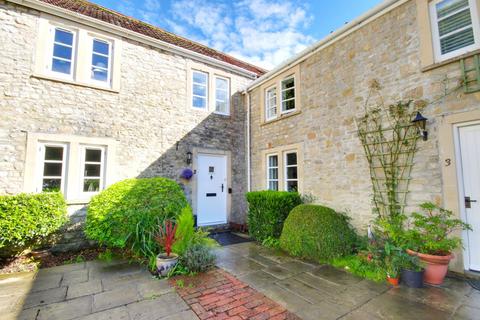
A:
[0,192,67,255]
[246,191,302,241]
[86,178,188,257]
[280,204,357,261]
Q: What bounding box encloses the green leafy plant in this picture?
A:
[166,263,193,278]
[86,178,188,260]
[407,202,472,255]
[98,249,114,262]
[261,236,281,250]
[0,192,67,256]
[246,191,302,241]
[180,243,216,273]
[383,242,403,278]
[331,255,386,282]
[280,204,358,261]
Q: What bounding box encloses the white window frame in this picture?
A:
[265,85,278,121]
[80,145,106,195]
[89,36,113,87]
[192,70,209,110]
[37,142,68,193]
[280,75,296,114]
[48,26,77,80]
[214,75,230,115]
[266,153,279,191]
[284,151,298,192]
[430,0,480,62]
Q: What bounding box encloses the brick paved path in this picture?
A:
[171,268,300,320]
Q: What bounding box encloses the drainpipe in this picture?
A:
[245,91,251,192]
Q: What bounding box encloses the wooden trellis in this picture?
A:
[357,101,420,218]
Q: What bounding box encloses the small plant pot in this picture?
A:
[407,249,452,285]
[386,276,399,286]
[156,253,178,276]
[401,269,424,288]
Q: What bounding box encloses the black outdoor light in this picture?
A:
[412,111,428,141]
[186,151,193,165]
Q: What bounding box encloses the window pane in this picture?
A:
[193,96,206,108]
[282,88,295,100]
[268,155,278,167]
[42,179,61,192]
[54,29,73,45]
[286,153,297,165]
[216,101,227,113]
[286,181,298,192]
[216,78,228,90]
[84,164,101,177]
[269,168,278,180]
[85,149,102,162]
[282,77,294,90]
[92,68,108,82]
[438,8,472,36]
[287,167,298,180]
[83,179,100,192]
[216,90,227,101]
[193,71,207,84]
[440,28,474,54]
[437,0,469,19]
[92,54,108,69]
[43,163,62,176]
[282,99,296,111]
[269,181,279,191]
[193,83,207,97]
[93,40,109,55]
[53,44,72,60]
[45,146,64,160]
[52,58,71,74]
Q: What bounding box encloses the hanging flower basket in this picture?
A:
[180,168,193,180]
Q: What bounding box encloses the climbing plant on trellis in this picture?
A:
[357,95,424,219]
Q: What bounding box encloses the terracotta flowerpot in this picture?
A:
[387,276,399,286]
[156,253,178,276]
[406,249,452,285]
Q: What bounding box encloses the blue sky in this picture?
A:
[90,0,383,70]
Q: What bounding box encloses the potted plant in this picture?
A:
[406,202,471,285]
[399,252,424,288]
[155,220,179,276]
[384,242,401,286]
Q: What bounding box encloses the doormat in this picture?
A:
[208,231,253,246]
[468,279,480,291]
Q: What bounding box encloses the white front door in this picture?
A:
[458,123,480,271]
[197,153,227,226]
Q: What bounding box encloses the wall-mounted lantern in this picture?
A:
[412,111,428,141]
[186,151,193,165]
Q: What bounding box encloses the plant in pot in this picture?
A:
[399,252,424,288]
[155,220,179,276]
[406,202,471,285]
[384,242,402,286]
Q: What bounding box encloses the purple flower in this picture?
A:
[180,168,193,180]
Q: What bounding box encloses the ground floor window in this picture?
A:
[267,154,279,191]
[265,148,301,192]
[284,152,298,192]
[81,146,105,193]
[38,143,67,192]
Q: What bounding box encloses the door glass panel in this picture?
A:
[84,164,101,177]
[43,163,62,176]
[83,179,100,192]
[85,149,102,162]
[42,179,61,192]
[45,146,64,160]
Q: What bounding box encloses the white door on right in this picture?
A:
[458,123,480,271]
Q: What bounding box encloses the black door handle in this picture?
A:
[221,184,224,192]
[465,196,477,208]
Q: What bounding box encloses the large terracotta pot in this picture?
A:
[406,249,452,285]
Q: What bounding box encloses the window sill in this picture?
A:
[262,110,301,126]
[422,48,480,72]
[31,74,119,93]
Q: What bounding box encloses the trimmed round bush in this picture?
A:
[280,204,357,261]
[0,192,67,256]
[86,178,188,256]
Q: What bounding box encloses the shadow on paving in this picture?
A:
[213,242,480,320]
[0,259,198,320]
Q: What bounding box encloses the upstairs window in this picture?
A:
[38,144,67,192]
[51,28,75,76]
[265,86,277,121]
[91,39,111,84]
[430,0,480,61]
[215,76,230,115]
[192,71,208,109]
[81,147,105,193]
[267,154,279,191]
[281,76,296,113]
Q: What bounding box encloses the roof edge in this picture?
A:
[7,0,261,79]
[245,0,408,92]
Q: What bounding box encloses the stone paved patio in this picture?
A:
[0,241,479,320]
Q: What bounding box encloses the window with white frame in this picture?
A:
[51,28,76,77]
[215,76,230,114]
[81,146,105,193]
[265,86,277,120]
[430,0,480,61]
[91,38,111,84]
[284,151,298,192]
[281,76,296,113]
[192,71,208,109]
[38,143,67,192]
[267,154,279,191]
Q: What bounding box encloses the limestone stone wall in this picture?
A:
[0,0,252,249]
[249,0,480,233]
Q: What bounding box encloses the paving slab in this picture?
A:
[61,268,89,286]
[160,310,199,320]
[238,270,280,290]
[281,260,316,273]
[262,264,298,280]
[30,273,63,292]
[66,280,103,299]
[127,292,189,320]
[23,286,67,308]
[75,305,130,320]
[36,262,86,275]
[246,253,278,267]
[216,256,263,276]
[92,285,139,312]
[310,265,363,286]
[35,295,93,320]
[137,278,173,299]
[452,304,480,320]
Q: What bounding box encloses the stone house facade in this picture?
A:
[246,0,480,274]
[0,0,264,250]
